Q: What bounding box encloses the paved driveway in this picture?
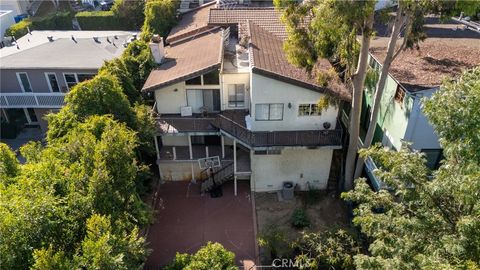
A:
[145,180,256,268]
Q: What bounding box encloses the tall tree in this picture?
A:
[341,67,480,269]
[141,0,177,40]
[277,0,376,190]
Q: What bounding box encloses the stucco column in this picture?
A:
[221,136,225,158]
[233,139,237,196]
[188,135,193,159]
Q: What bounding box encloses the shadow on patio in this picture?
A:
[144,180,256,269]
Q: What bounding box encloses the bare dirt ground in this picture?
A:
[255,190,350,263]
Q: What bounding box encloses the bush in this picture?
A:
[165,242,237,270]
[75,11,129,30]
[5,19,32,39]
[258,223,292,260]
[291,208,310,229]
[31,11,73,30]
[111,0,145,30]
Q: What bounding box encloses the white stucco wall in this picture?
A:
[154,82,187,114]
[250,74,338,131]
[220,72,251,111]
[250,148,333,192]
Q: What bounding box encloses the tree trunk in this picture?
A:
[353,7,407,179]
[344,12,375,190]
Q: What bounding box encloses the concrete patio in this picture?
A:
[145,180,256,268]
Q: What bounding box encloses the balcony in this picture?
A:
[156,110,343,148]
[0,93,65,108]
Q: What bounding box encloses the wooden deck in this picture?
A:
[156,110,343,148]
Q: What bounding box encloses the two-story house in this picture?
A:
[0,30,137,136]
[350,16,480,190]
[142,3,351,194]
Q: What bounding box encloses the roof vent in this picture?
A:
[114,35,118,39]
[93,37,100,43]
[47,36,54,42]
[106,37,111,43]
[71,35,77,43]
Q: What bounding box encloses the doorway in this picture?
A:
[186,89,221,113]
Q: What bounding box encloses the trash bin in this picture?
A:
[282,181,294,200]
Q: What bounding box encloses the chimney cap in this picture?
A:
[151,34,162,43]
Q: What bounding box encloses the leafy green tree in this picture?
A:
[165,242,237,270]
[141,0,177,40]
[295,229,362,270]
[133,104,156,157]
[341,68,480,269]
[99,58,138,104]
[122,40,156,91]
[65,74,135,126]
[0,143,19,183]
[112,0,146,30]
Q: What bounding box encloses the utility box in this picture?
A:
[282,181,294,200]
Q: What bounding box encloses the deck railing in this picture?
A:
[214,114,343,147]
[0,92,65,108]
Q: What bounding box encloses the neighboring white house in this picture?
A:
[142,3,351,194]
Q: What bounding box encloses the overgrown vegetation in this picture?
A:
[141,0,177,40]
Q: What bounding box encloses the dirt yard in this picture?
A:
[255,190,350,263]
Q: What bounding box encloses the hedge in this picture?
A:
[4,11,73,39]
[75,11,130,30]
[5,19,32,39]
[31,11,73,30]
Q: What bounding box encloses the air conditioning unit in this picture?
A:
[180,106,192,117]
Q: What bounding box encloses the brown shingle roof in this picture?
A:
[166,2,217,44]
[142,29,223,91]
[208,7,287,39]
[370,17,480,92]
[249,21,351,101]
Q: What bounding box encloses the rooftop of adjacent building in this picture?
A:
[371,15,480,92]
[0,30,138,69]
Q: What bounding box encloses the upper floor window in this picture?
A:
[228,84,245,107]
[186,75,202,85]
[16,72,32,92]
[255,103,283,121]
[298,104,321,116]
[64,73,95,90]
[45,73,60,92]
[394,85,405,104]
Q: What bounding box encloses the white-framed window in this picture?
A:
[228,84,245,107]
[16,72,32,92]
[298,103,321,116]
[63,73,95,90]
[255,103,284,121]
[45,72,60,92]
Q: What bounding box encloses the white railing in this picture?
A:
[0,92,65,108]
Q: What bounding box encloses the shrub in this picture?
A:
[258,223,292,260]
[290,208,310,229]
[5,19,32,39]
[165,242,237,270]
[112,0,145,30]
[75,11,129,30]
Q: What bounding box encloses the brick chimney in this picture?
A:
[149,34,165,64]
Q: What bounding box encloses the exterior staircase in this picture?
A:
[200,162,235,193]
